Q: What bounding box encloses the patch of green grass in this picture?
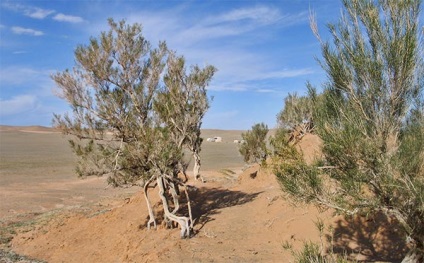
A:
[0,249,46,263]
[282,240,293,250]
[219,168,236,176]
[0,211,61,248]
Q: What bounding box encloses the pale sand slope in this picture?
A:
[6,132,407,262]
[12,165,333,263]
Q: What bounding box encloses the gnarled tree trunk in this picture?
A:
[157,176,190,238]
[144,175,157,230]
[192,151,203,182]
[401,248,423,263]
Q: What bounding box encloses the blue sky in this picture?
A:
[0,0,343,130]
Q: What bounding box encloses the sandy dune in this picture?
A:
[1,129,408,262]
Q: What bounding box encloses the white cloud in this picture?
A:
[256,89,277,93]
[27,7,55,19]
[212,6,282,25]
[173,7,282,44]
[193,46,313,91]
[3,2,84,23]
[208,84,248,92]
[174,25,247,45]
[0,67,38,85]
[12,51,27,54]
[206,67,313,92]
[0,95,38,117]
[0,67,53,89]
[2,3,54,19]
[53,13,84,23]
[11,26,44,36]
[125,5,306,48]
[86,4,314,94]
[258,69,314,80]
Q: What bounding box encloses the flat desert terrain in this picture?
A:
[0,126,244,218]
[0,126,407,262]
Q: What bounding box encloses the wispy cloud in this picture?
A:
[122,5,313,93]
[70,2,314,98]
[0,95,38,117]
[258,69,314,80]
[13,51,27,54]
[203,5,308,34]
[126,5,306,48]
[176,24,247,43]
[174,6,284,44]
[208,68,313,92]
[11,26,44,36]
[211,6,282,25]
[2,2,54,19]
[0,66,61,123]
[256,89,277,93]
[0,66,51,86]
[208,84,249,92]
[27,7,55,19]
[53,13,84,23]
[2,2,83,23]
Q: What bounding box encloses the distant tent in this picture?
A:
[214,137,222,142]
[206,136,222,142]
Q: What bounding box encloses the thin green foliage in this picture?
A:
[239,123,269,165]
[52,18,215,187]
[52,18,215,238]
[275,0,424,260]
[276,83,316,130]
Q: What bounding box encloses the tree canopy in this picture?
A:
[276,83,315,131]
[275,0,424,261]
[239,123,269,165]
[52,18,216,238]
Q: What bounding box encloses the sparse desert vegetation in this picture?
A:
[0,126,413,262]
[1,0,423,262]
[274,1,424,262]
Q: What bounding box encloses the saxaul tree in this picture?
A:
[154,52,216,182]
[276,84,315,131]
[276,85,317,143]
[52,18,215,238]
[239,123,269,165]
[276,0,423,262]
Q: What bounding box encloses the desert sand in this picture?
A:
[0,126,407,262]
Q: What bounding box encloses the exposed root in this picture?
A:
[157,177,190,238]
[144,175,157,230]
[142,172,194,238]
[168,181,180,214]
[182,183,194,230]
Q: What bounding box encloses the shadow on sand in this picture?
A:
[330,211,408,262]
[142,186,261,236]
[189,187,262,232]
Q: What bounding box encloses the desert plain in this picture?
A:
[0,126,407,262]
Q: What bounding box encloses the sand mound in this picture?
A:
[8,135,407,262]
[11,167,332,262]
[296,133,323,165]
